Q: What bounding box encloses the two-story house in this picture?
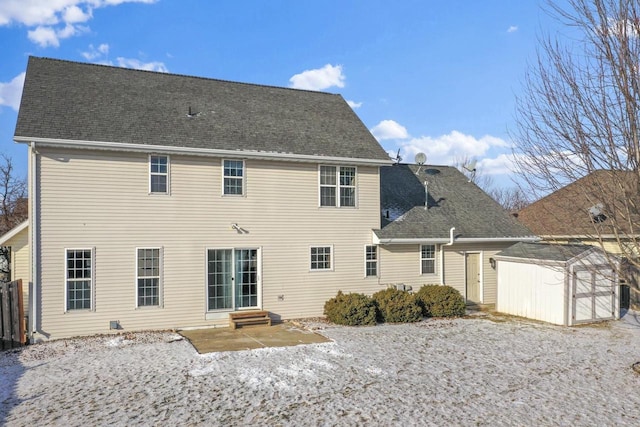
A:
[5,57,535,341]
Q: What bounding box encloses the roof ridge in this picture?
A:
[28,56,342,97]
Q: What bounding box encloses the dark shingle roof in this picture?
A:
[375,164,534,240]
[15,57,390,162]
[517,170,639,236]
[496,242,595,262]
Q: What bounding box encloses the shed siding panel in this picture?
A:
[36,148,382,339]
[497,261,566,325]
[7,227,30,305]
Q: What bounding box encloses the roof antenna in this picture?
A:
[414,152,429,210]
[391,149,402,164]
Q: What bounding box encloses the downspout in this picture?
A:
[30,142,38,340]
[440,227,456,285]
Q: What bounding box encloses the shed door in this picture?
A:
[572,266,615,324]
[466,253,481,303]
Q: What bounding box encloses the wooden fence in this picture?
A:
[1,279,25,350]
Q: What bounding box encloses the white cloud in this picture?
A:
[0,0,156,47]
[399,130,509,166]
[477,153,518,176]
[507,25,518,33]
[289,64,345,91]
[81,43,109,60]
[346,100,362,109]
[370,120,409,141]
[115,57,168,72]
[0,72,26,111]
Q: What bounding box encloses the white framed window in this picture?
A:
[365,245,378,277]
[136,248,162,307]
[319,165,356,207]
[223,159,244,195]
[421,244,436,275]
[65,248,94,311]
[310,246,333,271]
[149,155,169,194]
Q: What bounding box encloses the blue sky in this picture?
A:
[0,0,557,185]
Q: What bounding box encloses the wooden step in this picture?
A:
[229,310,271,330]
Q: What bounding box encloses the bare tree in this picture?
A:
[488,186,530,212]
[0,154,27,281]
[512,0,640,297]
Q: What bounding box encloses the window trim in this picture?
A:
[365,245,378,277]
[135,247,163,309]
[64,247,95,312]
[310,245,334,271]
[420,244,437,275]
[149,154,170,195]
[222,159,245,197]
[318,165,357,207]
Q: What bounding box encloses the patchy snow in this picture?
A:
[2,314,640,426]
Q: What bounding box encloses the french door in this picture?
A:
[207,248,259,311]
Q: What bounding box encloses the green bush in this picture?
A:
[371,288,423,323]
[415,285,466,318]
[323,291,377,326]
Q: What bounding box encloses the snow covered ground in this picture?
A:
[2,312,640,426]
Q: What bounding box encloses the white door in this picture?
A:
[465,253,481,303]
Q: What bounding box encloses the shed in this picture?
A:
[495,242,619,326]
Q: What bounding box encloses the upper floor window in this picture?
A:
[66,248,94,311]
[319,166,356,207]
[223,160,244,195]
[421,244,436,275]
[149,155,169,194]
[365,245,378,277]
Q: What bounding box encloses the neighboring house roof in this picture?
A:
[495,241,596,262]
[0,221,28,246]
[374,164,535,243]
[14,57,390,164]
[516,170,639,237]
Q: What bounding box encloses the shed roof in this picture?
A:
[374,164,535,241]
[15,57,390,163]
[496,242,595,262]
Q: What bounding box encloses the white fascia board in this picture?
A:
[0,220,28,246]
[493,254,567,267]
[14,136,393,167]
[374,236,539,245]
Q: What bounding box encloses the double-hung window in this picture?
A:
[365,245,378,277]
[149,155,169,194]
[421,244,436,275]
[223,160,244,195]
[66,248,94,311]
[310,246,332,271]
[319,166,356,207]
[137,248,162,307]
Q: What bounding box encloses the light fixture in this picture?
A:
[489,257,496,269]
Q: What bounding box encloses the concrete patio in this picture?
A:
[179,323,330,353]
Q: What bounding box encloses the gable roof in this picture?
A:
[0,221,28,246]
[374,164,535,243]
[516,170,639,237]
[14,57,390,164]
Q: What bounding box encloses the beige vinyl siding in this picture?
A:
[5,226,30,303]
[378,242,516,304]
[35,147,382,339]
[378,244,440,289]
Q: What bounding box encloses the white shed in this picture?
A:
[495,242,619,326]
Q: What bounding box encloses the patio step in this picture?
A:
[229,310,272,330]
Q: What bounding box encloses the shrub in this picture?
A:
[371,288,423,323]
[415,285,466,318]
[323,291,377,326]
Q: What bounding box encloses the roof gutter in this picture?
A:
[14,136,393,167]
[372,235,539,245]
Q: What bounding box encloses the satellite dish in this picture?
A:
[415,152,427,165]
[463,159,477,172]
